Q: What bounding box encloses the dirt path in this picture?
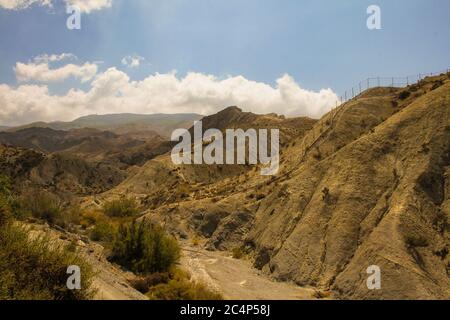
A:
[181,245,316,300]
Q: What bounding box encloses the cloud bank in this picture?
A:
[0,65,339,126]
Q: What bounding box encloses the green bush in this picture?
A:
[25,191,63,224]
[0,175,11,198]
[90,222,115,242]
[147,269,222,300]
[9,196,30,220]
[0,175,12,226]
[109,220,180,274]
[0,223,95,300]
[58,206,82,229]
[0,196,11,227]
[103,198,139,218]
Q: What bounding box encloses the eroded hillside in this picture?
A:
[99,73,450,299]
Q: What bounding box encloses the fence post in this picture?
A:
[345,91,347,101]
[377,77,380,86]
[392,77,394,87]
[407,76,409,86]
[367,78,370,89]
[359,83,362,94]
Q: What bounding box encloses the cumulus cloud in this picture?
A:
[15,61,98,83]
[121,54,145,68]
[0,68,339,126]
[65,0,112,13]
[0,0,51,10]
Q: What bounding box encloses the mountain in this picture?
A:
[7,113,203,138]
[96,72,450,299]
[188,106,317,146]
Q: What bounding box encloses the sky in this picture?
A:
[0,0,449,126]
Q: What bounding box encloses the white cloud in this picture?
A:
[121,54,145,68]
[33,53,77,63]
[15,61,98,83]
[65,0,112,13]
[0,0,112,13]
[0,0,51,10]
[0,68,339,126]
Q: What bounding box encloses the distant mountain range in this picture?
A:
[2,113,203,138]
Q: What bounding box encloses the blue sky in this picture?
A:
[0,0,449,125]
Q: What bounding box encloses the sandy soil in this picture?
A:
[181,245,317,300]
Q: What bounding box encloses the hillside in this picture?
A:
[97,72,450,299]
[0,127,173,168]
[92,109,316,207]
[0,145,126,197]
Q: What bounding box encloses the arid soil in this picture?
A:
[181,244,317,300]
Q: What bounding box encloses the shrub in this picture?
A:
[148,280,223,300]
[58,206,82,229]
[9,196,30,220]
[405,235,429,248]
[25,191,63,224]
[109,220,180,274]
[431,80,443,91]
[256,193,266,201]
[130,272,170,293]
[0,175,11,198]
[147,268,222,300]
[232,246,246,259]
[90,222,115,242]
[0,175,12,226]
[103,198,139,218]
[0,223,95,300]
[398,90,411,100]
[80,211,102,229]
[0,196,11,227]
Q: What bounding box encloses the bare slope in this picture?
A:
[248,76,450,299]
